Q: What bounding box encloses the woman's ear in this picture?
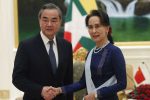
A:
[105,26,110,35]
[108,26,112,34]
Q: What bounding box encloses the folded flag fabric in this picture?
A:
[134,67,145,84]
[64,0,97,52]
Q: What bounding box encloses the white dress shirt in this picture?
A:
[40,31,58,67]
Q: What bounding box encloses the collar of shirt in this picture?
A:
[40,31,58,66]
[40,31,57,47]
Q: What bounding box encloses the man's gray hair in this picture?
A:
[38,3,62,20]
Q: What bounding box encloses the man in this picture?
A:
[12,3,73,100]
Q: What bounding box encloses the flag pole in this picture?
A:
[142,61,150,75]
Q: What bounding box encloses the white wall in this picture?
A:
[0,0,14,92]
[121,46,150,73]
[121,46,150,65]
[121,46,150,86]
[0,0,23,99]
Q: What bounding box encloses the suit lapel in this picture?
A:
[56,37,64,72]
[35,35,66,79]
[35,34,54,77]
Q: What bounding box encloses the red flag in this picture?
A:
[64,31,72,43]
[73,42,82,53]
[134,67,145,84]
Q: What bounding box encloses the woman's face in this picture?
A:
[87,16,109,44]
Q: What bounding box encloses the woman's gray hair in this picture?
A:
[38,3,62,20]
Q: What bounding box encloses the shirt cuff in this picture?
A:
[61,87,66,94]
[97,90,102,99]
[95,92,98,98]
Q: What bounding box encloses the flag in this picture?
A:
[134,67,145,84]
[134,62,150,86]
[64,0,98,52]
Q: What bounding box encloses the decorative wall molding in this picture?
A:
[0,90,9,99]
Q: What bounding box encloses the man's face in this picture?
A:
[39,9,61,40]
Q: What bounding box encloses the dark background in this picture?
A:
[18,0,67,41]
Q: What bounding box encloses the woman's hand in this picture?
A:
[84,92,96,100]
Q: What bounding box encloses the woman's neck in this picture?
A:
[96,39,109,48]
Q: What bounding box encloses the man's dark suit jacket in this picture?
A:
[12,34,73,100]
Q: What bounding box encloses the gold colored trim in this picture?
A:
[14,0,19,48]
[0,90,9,99]
[115,41,150,46]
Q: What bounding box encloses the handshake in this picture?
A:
[41,86,97,100]
[41,86,62,100]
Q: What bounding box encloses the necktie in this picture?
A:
[49,41,57,74]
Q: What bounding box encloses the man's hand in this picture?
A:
[41,86,56,100]
[51,87,62,96]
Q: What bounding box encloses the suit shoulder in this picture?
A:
[107,43,121,51]
[20,35,39,45]
[18,35,40,49]
[107,43,123,57]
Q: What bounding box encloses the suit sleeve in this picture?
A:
[12,42,43,98]
[62,70,86,93]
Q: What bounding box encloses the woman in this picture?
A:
[53,9,127,100]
